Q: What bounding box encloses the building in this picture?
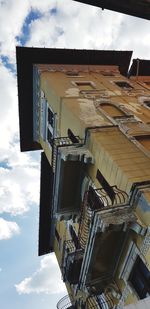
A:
[74,1,150,20]
[17,46,150,309]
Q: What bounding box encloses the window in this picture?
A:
[144,100,150,108]
[47,128,53,146]
[96,169,115,203]
[66,71,79,76]
[144,81,150,86]
[69,225,79,249]
[129,256,150,299]
[115,81,133,90]
[73,81,95,90]
[134,135,150,152]
[67,129,79,144]
[55,228,60,244]
[48,107,54,127]
[101,71,115,76]
[100,103,126,118]
[40,98,47,141]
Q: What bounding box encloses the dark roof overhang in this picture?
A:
[38,152,54,256]
[74,0,150,20]
[16,46,132,152]
[129,58,150,77]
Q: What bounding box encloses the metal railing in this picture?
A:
[61,239,84,282]
[88,186,128,210]
[52,136,83,172]
[57,294,73,309]
[78,185,128,250]
[86,293,114,309]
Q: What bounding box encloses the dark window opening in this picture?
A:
[102,72,115,76]
[69,225,80,249]
[68,129,79,144]
[66,71,79,76]
[47,128,53,146]
[96,169,115,203]
[48,107,54,127]
[55,228,60,244]
[144,100,150,107]
[74,81,94,90]
[134,135,150,152]
[145,82,150,86]
[115,81,133,89]
[88,186,104,210]
[129,256,150,299]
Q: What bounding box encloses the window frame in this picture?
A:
[115,81,134,90]
[72,80,96,89]
[129,256,150,300]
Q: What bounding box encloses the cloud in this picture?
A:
[0,0,30,63]
[25,1,124,49]
[0,217,20,240]
[0,63,18,152]
[15,254,67,295]
[0,151,40,216]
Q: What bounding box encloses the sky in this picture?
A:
[0,1,150,308]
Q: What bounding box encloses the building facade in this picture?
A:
[74,0,150,20]
[17,47,150,309]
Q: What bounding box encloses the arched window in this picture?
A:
[100,102,126,118]
[97,102,132,122]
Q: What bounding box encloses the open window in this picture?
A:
[66,71,79,77]
[96,169,115,203]
[134,135,150,152]
[48,107,54,127]
[73,81,95,90]
[97,101,133,123]
[144,100,150,109]
[101,71,115,76]
[115,81,133,90]
[129,256,150,299]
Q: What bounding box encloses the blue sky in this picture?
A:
[0,1,150,308]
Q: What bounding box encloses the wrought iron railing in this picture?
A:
[78,195,92,249]
[86,293,114,309]
[88,186,128,210]
[61,239,84,282]
[78,185,128,249]
[57,294,73,309]
[52,136,83,172]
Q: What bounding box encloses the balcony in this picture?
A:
[57,294,74,309]
[87,185,128,210]
[61,240,83,285]
[86,293,114,309]
[52,137,94,216]
[52,136,82,172]
[78,185,128,249]
[78,186,137,292]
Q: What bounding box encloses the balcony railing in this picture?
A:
[52,136,83,172]
[86,293,114,309]
[78,185,128,249]
[88,186,128,210]
[57,294,73,309]
[61,240,84,284]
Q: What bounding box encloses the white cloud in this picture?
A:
[0,152,40,216]
[0,217,20,240]
[0,63,18,151]
[0,0,30,63]
[25,1,124,50]
[15,254,67,295]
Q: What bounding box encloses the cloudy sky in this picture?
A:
[0,1,150,308]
